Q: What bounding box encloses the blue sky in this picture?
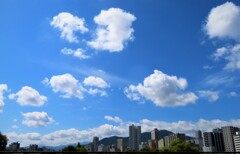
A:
[1,0,240,146]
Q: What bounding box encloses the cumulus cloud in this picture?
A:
[9,86,47,106]
[83,76,109,88]
[104,115,123,123]
[88,8,136,52]
[61,47,91,59]
[0,84,8,112]
[22,112,54,127]
[213,44,240,71]
[204,2,240,41]
[83,76,109,96]
[43,74,84,100]
[43,74,110,99]
[124,70,198,107]
[51,12,88,43]
[197,90,219,102]
[6,118,240,146]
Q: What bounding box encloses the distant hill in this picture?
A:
[98,129,174,146]
[45,130,193,150]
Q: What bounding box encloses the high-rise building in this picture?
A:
[233,132,240,152]
[129,124,141,151]
[222,126,239,152]
[195,130,203,149]
[195,130,203,139]
[93,136,99,152]
[117,138,124,152]
[158,139,165,149]
[8,142,20,151]
[151,128,159,141]
[203,132,215,152]
[212,128,224,152]
[29,144,38,151]
[164,133,186,147]
[148,140,157,149]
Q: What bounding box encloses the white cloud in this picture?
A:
[9,86,47,106]
[198,90,219,102]
[43,74,84,100]
[124,70,198,107]
[204,2,240,41]
[203,65,213,70]
[213,47,228,61]
[7,132,41,146]
[11,125,19,129]
[83,76,109,88]
[87,88,107,96]
[140,118,240,136]
[83,76,109,96]
[229,91,237,97]
[88,8,136,52]
[22,112,54,127]
[203,72,235,88]
[104,115,123,123]
[51,12,88,43]
[0,84,8,112]
[6,118,240,146]
[213,44,240,71]
[61,47,91,59]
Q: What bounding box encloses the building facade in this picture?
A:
[233,132,240,152]
[93,136,99,152]
[117,138,124,152]
[151,128,159,141]
[28,144,38,151]
[195,130,203,149]
[203,132,215,152]
[222,126,239,152]
[164,133,186,147]
[129,124,141,151]
[212,128,224,152]
[8,142,20,151]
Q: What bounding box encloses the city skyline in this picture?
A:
[1,0,240,147]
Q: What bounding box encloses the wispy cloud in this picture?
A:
[197,90,219,102]
[0,84,8,112]
[61,48,91,59]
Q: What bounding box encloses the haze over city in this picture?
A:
[1,0,240,148]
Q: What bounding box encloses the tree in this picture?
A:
[62,145,76,152]
[160,138,200,152]
[62,143,87,152]
[76,142,87,152]
[0,132,8,151]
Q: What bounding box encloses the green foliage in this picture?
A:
[140,147,159,152]
[160,138,200,152]
[62,145,76,152]
[62,142,87,152]
[0,132,8,151]
[125,148,133,152]
[140,147,150,152]
[76,142,87,152]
